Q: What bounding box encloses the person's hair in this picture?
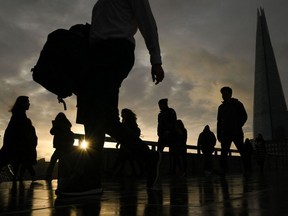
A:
[158,98,168,105]
[220,86,232,94]
[10,96,29,114]
[55,112,66,121]
[121,108,138,126]
[55,112,72,126]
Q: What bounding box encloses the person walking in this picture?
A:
[3,96,38,181]
[56,0,164,196]
[157,98,177,174]
[217,87,248,175]
[45,112,75,180]
[157,98,177,153]
[197,125,216,174]
[113,108,143,177]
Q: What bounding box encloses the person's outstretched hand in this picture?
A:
[151,64,164,85]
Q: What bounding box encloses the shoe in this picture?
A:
[146,151,161,189]
[55,187,103,197]
[56,178,103,197]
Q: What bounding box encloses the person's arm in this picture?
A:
[131,0,161,64]
[197,134,201,154]
[238,102,248,127]
[151,64,164,85]
[131,0,164,84]
[50,120,56,135]
[217,106,223,142]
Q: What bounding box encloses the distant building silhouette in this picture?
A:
[254,8,288,140]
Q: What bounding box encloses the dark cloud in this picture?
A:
[0,0,288,159]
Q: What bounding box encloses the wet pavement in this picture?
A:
[0,171,287,216]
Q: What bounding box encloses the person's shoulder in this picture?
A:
[231,98,242,104]
[226,98,243,107]
[218,102,225,109]
[168,107,176,113]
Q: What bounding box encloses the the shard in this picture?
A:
[254,8,288,140]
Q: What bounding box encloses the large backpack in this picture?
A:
[31,23,90,109]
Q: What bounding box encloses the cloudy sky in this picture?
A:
[0,0,288,160]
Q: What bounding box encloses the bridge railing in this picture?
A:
[74,133,239,156]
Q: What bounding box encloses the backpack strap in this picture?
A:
[58,97,67,110]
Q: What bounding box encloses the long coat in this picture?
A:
[2,112,37,166]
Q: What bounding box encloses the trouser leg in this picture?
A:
[82,112,106,184]
[233,136,249,171]
[220,139,232,173]
[65,39,153,186]
[46,150,59,176]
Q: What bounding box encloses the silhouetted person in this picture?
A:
[157,98,177,153]
[244,138,254,173]
[254,133,266,173]
[157,98,177,175]
[2,96,38,181]
[217,87,248,175]
[45,112,75,180]
[56,0,164,196]
[113,108,143,177]
[197,125,216,174]
[172,119,187,177]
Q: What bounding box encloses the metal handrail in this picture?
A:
[74,133,239,156]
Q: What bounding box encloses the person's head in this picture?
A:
[10,96,30,114]
[54,112,72,127]
[55,112,67,121]
[204,125,210,131]
[158,98,168,110]
[121,108,137,123]
[220,86,232,101]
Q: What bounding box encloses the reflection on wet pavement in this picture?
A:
[0,171,287,215]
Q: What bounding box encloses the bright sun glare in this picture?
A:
[80,140,89,149]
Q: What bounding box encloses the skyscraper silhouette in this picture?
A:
[254,8,288,140]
